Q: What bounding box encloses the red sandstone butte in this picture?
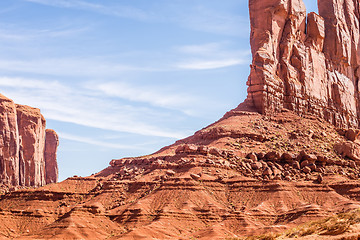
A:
[16,104,47,187]
[45,129,59,184]
[0,94,59,187]
[247,0,360,128]
[0,94,19,186]
[2,1,360,239]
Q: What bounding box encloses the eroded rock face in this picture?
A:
[0,94,58,187]
[247,0,360,128]
[45,129,59,184]
[16,104,46,187]
[0,94,19,186]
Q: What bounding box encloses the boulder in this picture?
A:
[345,129,360,141]
[284,176,292,181]
[292,161,300,170]
[165,170,176,177]
[175,145,185,154]
[251,162,262,170]
[282,153,296,163]
[247,152,258,161]
[349,161,357,169]
[308,163,317,172]
[209,148,222,157]
[265,151,281,162]
[190,173,201,180]
[300,160,309,168]
[302,166,311,174]
[262,167,273,176]
[256,152,265,160]
[272,167,282,176]
[197,146,209,155]
[334,141,360,161]
[183,145,198,154]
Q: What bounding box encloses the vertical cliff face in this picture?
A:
[0,94,19,186]
[45,129,59,184]
[16,104,47,187]
[247,0,360,128]
[0,94,59,187]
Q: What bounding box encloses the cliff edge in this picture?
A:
[0,94,59,189]
[247,0,360,128]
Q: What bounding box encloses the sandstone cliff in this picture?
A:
[0,94,19,187]
[247,0,360,128]
[0,94,59,187]
[1,0,360,239]
[44,129,59,184]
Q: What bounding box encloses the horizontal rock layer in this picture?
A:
[0,94,59,187]
[247,0,360,128]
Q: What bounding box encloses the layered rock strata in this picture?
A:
[44,129,59,184]
[247,0,360,128]
[0,94,59,187]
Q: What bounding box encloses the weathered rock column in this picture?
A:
[45,129,59,184]
[246,0,360,128]
[0,94,19,186]
[16,104,46,187]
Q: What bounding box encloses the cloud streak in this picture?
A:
[0,45,250,77]
[25,0,152,21]
[176,58,245,70]
[58,132,145,150]
[89,81,197,111]
[0,58,155,77]
[0,23,88,42]
[0,77,191,139]
[24,0,248,37]
[168,4,249,37]
[174,42,251,70]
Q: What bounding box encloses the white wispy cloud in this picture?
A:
[0,77,67,90]
[176,58,245,70]
[0,31,29,41]
[176,42,225,55]
[24,0,247,37]
[169,5,249,37]
[0,46,250,76]
[25,0,152,21]
[0,23,88,42]
[89,81,197,111]
[0,77,189,139]
[58,132,145,150]
[174,42,251,70]
[0,58,155,77]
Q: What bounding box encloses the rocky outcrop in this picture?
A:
[0,94,59,187]
[247,0,360,128]
[44,129,59,184]
[0,94,19,187]
[16,104,47,187]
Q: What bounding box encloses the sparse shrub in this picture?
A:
[244,233,279,240]
[285,209,360,238]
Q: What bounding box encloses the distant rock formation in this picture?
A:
[247,0,360,128]
[44,129,59,184]
[0,94,59,187]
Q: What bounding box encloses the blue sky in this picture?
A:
[0,0,318,180]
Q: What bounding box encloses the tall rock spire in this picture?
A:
[247,0,360,128]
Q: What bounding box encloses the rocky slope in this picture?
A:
[0,109,360,239]
[0,94,59,191]
[1,0,360,239]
